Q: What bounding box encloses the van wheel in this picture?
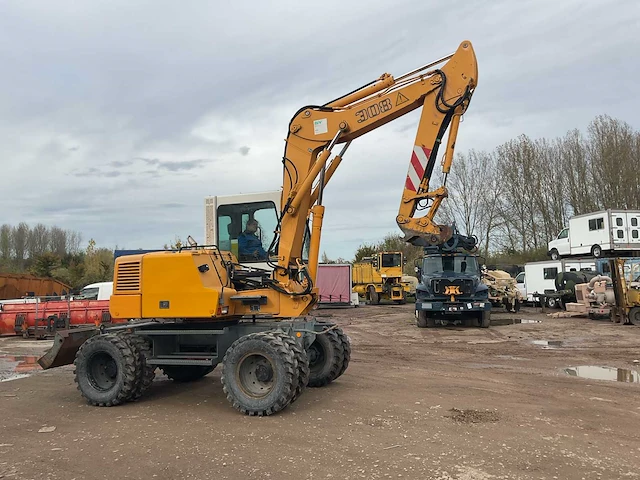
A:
[546,296,559,309]
[591,245,602,258]
[550,249,560,261]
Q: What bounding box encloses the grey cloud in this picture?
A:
[136,157,206,171]
[0,0,637,259]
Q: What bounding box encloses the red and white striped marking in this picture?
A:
[405,145,431,192]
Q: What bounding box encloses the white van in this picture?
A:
[548,209,640,260]
[515,259,595,307]
[74,282,113,301]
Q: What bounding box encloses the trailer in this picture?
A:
[0,273,72,301]
[0,291,125,339]
[315,264,359,307]
[515,259,596,307]
[548,209,640,260]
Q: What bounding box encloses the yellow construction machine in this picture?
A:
[39,41,479,415]
[352,251,411,304]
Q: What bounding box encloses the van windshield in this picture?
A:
[76,287,99,300]
[423,256,479,275]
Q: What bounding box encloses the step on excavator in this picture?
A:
[38,40,479,415]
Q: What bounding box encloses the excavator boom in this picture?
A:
[273,40,478,293]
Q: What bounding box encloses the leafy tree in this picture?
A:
[31,252,61,278]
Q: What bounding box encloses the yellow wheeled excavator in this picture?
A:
[39,40,479,415]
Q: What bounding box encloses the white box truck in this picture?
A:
[547,209,640,260]
[515,259,596,307]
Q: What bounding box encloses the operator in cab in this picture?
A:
[238,218,268,261]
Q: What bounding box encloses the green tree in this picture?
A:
[353,243,377,263]
[81,239,114,286]
[164,236,184,250]
[30,252,61,278]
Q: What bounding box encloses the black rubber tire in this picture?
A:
[480,311,491,328]
[221,332,297,416]
[161,365,215,383]
[369,286,380,305]
[416,310,435,328]
[125,334,156,400]
[513,298,521,313]
[628,307,640,325]
[73,333,138,407]
[307,329,344,387]
[271,331,308,404]
[334,327,351,379]
[546,296,559,309]
[550,249,560,261]
[591,245,602,258]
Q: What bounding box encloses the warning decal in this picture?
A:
[396,92,409,106]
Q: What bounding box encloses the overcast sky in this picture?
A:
[1,0,638,260]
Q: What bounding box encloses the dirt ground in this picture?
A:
[1,303,640,480]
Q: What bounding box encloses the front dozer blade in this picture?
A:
[37,326,100,369]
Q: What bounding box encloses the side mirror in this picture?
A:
[414,266,422,277]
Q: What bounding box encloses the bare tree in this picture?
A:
[0,224,11,262]
[66,230,82,255]
[437,150,501,258]
[494,135,541,252]
[12,222,30,268]
[531,137,567,241]
[49,226,68,257]
[560,129,598,216]
[28,223,50,258]
[588,115,639,209]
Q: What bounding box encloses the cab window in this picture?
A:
[381,253,402,268]
[216,201,310,263]
[217,201,277,262]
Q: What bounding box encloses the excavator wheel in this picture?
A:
[161,365,216,383]
[221,331,297,416]
[627,307,640,326]
[271,331,309,404]
[118,332,156,401]
[307,329,344,387]
[334,327,351,379]
[73,333,138,407]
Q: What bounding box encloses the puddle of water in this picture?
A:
[492,318,542,326]
[564,366,639,383]
[0,354,42,382]
[531,340,563,348]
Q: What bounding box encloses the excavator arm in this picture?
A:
[271,40,478,293]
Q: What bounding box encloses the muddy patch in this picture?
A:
[0,354,42,382]
[445,408,500,424]
[531,339,563,349]
[564,365,639,383]
[492,318,542,326]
